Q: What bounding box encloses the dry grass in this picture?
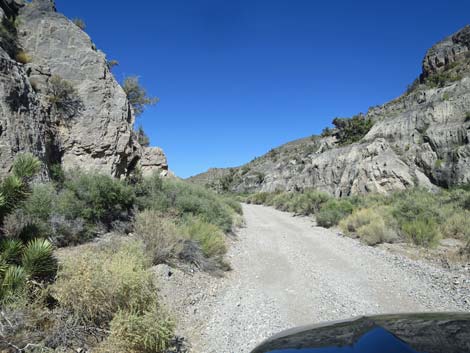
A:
[52,240,155,325]
[134,210,184,265]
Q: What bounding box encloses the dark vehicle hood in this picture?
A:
[251,313,470,353]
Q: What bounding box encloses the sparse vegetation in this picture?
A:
[122,76,159,116]
[136,125,150,146]
[107,59,119,70]
[465,111,470,122]
[15,50,31,64]
[245,186,470,251]
[47,75,83,118]
[72,18,86,30]
[1,150,240,351]
[332,114,374,145]
[425,70,462,88]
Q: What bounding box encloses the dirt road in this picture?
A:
[157,204,469,353]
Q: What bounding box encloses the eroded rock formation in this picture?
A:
[0,0,168,178]
[190,26,470,196]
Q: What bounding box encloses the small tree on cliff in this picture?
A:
[122,76,159,117]
[136,125,150,147]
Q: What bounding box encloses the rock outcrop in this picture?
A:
[0,0,168,178]
[190,26,470,196]
[140,146,170,177]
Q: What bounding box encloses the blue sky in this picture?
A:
[56,0,469,178]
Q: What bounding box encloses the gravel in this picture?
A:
[154,204,470,353]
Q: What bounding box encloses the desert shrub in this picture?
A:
[22,183,57,221]
[465,112,470,122]
[47,75,83,118]
[223,196,243,215]
[182,217,227,259]
[96,305,174,353]
[134,210,184,265]
[425,71,462,88]
[332,114,374,145]
[356,219,397,246]
[340,208,380,234]
[72,18,86,30]
[288,190,331,215]
[137,177,234,232]
[52,240,154,325]
[440,210,470,240]
[316,199,354,228]
[122,76,159,116]
[48,214,91,247]
[247,192,270,204]
[270,192,292,211]
[340,207,398,245]
[402,218,441,247]
[15,50,31,64]
[63,172,135,227]
[391,189,445,226]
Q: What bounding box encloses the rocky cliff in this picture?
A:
[190,26,470,196]
[0,0,168,178]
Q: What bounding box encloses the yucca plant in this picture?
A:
[0,153,41,225]
[0,265,27,301]
[0,239,23,265]
[22,238,57,280]
[0,154,58,303]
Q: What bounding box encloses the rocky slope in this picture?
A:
[189,26,470,196]
[0,0,168,178]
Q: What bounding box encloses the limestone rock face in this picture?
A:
[190,26,470,196]
[16,0,140,177]
[140,146,169,177]
[0,0,169,178]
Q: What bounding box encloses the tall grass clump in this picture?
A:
[52,240,154,325]
[181,217,227,259]
[134,210,184,265]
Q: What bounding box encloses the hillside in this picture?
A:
[189,25,470,196]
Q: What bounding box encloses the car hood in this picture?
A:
[251,312,470,353]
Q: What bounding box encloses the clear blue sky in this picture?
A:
[56,0,469,178]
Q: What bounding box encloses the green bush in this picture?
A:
[247,192,270,205]
[332,115,374,145]
[52,240,154,325]
[288,190,331,215]
[97,305,174,353]
[182,217,227,259]
[137,176,234,232]
[63,172,135,227]
[402,218,441,247]
[316,199,354,228]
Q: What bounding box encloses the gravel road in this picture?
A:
[155,204,470,353]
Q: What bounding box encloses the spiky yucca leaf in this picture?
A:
[0,257,8,277]
[12,153,41,180]
[0,239,23,265]
[22,238,57,280]
[0,191,5,208]
[0,175,25,207]
[0,265,27,302]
